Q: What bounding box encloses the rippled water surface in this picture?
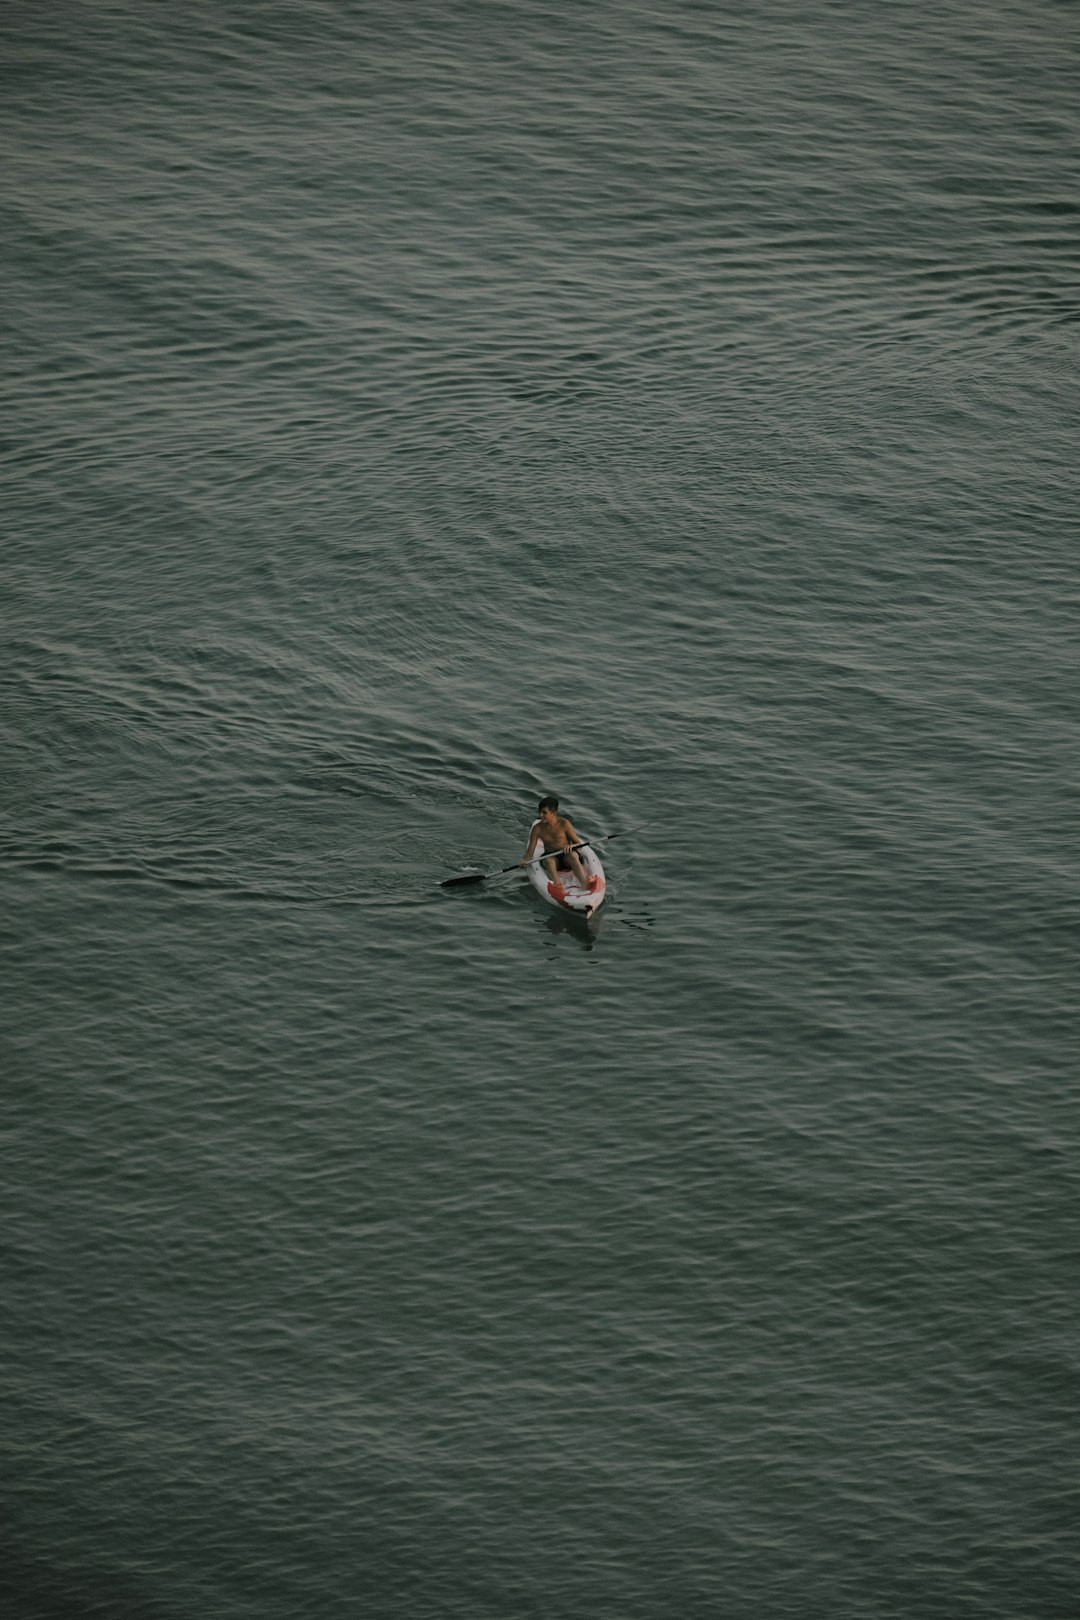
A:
[4,2,1078,1615]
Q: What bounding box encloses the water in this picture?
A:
[3,2,1078,1615]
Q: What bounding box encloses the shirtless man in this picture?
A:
[520,795,601,898]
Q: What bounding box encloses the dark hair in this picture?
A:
[538,795,559,813]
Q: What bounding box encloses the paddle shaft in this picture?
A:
[440,829,637,888]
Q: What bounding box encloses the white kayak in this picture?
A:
[525,822,607,919]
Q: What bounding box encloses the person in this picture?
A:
[520,795,600,898]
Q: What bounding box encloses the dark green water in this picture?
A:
[4,3,1078,1615]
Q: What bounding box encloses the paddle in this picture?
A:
[440,829,639,888]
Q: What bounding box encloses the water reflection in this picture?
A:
[541,905,604,950]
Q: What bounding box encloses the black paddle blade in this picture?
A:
[440,871,487,887]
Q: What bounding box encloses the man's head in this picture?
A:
[538,795,559,819]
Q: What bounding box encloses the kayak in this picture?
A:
[525,822,607,919]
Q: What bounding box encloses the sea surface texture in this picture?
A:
[3,2,1077,1616]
